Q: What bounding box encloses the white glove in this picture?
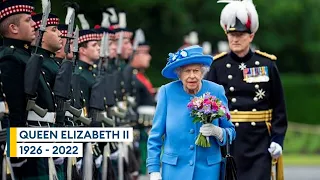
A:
[150,172,162,180]
[95,155,103,168]
[199,124,223,142]
[268,142,282,159]
[76,159,82,172]
[53,157,65,165]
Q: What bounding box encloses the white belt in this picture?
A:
[0,101,8,113]
[65,111,73,118]
[27,111,56,123]
[65,109,86,118]
[137,106,155,116]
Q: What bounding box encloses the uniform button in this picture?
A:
[42,71,45,75]
[189,145,194,150]
[235,123,239,127]
[189,160,194,166]
[229,87,235,92]
[228,75,233,80]
[253,97,258,102]
[233,109,238,112]
[255,61,260,66]
[251,122,256,126]
[226,63,231,68]
[10,45,14,48]
[231,98,236,103]
[252,109,257,112]
[46,82,50,86]
[189,129,195,134]
[255,84,259,89]
[93,74,96,77]
[55,104,57,108]
[52,92,55,96]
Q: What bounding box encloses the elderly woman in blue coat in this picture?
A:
[146,45,236,180]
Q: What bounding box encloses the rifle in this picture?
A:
[24,1,51,118]
[53,9,82,125]
[89,32,114,127]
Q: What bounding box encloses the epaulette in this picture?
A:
[213,52,228,61]
[255,50,277,61]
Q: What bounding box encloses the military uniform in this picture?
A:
[0,1,59,179]
[206,2,287,179]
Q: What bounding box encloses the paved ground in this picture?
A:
[138,166,320,180]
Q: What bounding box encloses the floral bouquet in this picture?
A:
[187,92,230,147]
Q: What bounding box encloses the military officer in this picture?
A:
[206,1,288,180]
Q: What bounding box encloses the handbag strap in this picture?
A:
[219,118,231,156]
[225,128,230,155]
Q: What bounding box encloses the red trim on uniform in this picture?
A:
[136,72,155,95]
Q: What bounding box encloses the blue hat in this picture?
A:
[0,0,34,23]
[161,45,213,79]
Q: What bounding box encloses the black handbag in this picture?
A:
[220,129,238,180]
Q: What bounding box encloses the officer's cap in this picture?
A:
[0,0,34,23]
[219,0,259,34]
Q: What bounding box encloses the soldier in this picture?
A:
[31,10,71,179]
[31,13,62,92]
[0,0,61,179]
[72,28,100,178]
[206,1,288,180]
[0,1,35,178]
[55,24,74,64]
[122,36,156,177]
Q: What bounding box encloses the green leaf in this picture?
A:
[192,117,201,123]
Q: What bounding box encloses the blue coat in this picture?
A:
[147,80,236,180]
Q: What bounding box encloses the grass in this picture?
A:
[284,154,320,166]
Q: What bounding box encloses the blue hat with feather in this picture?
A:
[161,45,213,79]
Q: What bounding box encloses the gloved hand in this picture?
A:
[268,142,282,159]
[76,159,82,172]
[95,155,103,168]
[53,157,65,165]
[199,124,223,142]
[150,172,162,180]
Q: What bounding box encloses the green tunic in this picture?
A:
[0,38,55,179]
